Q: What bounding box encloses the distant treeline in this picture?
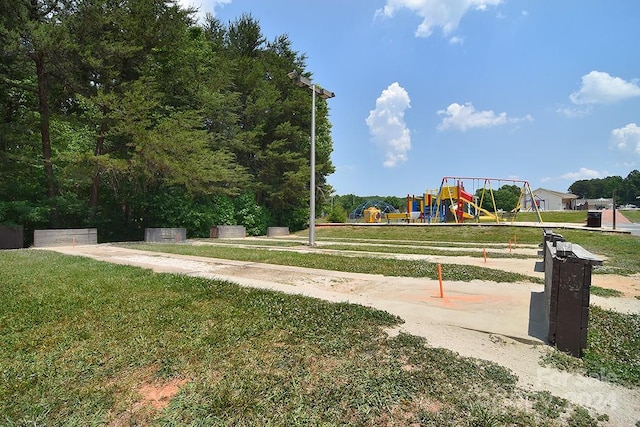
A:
[568,170,640,204]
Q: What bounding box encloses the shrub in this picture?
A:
[234,193,270,236]
[326,204,347,223]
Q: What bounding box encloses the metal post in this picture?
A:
[286,71,334,247]
[612,189,616,230]
[309,85,316,247]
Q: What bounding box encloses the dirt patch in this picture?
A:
[592,273,640,297]
[138,378,188,410]
[108,373,188,426]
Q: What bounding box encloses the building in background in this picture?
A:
[520,188,578,211]
[575,198,614,210]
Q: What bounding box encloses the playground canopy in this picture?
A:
[349,200,398,221]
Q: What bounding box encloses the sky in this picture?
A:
[177,0,640,197]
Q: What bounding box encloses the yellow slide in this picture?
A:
[466,200,498,221]
[451,201,499,222]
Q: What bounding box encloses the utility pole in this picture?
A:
[612,189,616,230]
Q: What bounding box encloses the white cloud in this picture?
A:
[556,105,592,118]
[560,168,603,181]
[569,71,640,105]
[449,36,464,45]
[610,123,640,154]
[376,0,502,38]
[437,102,532,131]
[366,82,412,168]
[176,0,231,21]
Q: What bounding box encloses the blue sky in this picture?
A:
[178,0,640,197]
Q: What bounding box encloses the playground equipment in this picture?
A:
[388,177,543,224]
[363,207,382,223]
[349,200,398,221]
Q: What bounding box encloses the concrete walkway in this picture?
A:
[600,209,631,225]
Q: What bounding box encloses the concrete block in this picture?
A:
[210,225,246,239]
[33,228,97,247]
[267,227,289,237]
[0,225,24,249]
[145,228,187,243]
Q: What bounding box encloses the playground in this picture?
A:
[361,176,543,224]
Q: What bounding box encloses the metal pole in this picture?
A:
[309,85,316,246]
[612,189,616,230]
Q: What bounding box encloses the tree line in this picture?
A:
[568,170,640,205]
[0,0,334,242]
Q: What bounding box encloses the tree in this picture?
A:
[568,176,624,200]
[568,180,593,199]
[621,170,640,205]
[1,3,337,237]
[0,0,76,226]
[62,0,251,235]
[215,15,334,228]
[475,185,520,212]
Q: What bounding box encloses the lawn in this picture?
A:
[306,225,640,275]
[621,209,640,223]
[120,242,539,284]
[541,306,640,388]
[133,223,640,281]
[0,249,610,425]
[516,211,587,224]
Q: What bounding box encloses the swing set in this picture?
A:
[404,177,543,224]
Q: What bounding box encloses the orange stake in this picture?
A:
[483,247,487,263]
[437,263,444,298]
[72,237,76,247]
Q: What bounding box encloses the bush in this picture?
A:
[234,193,270,236]
[326,204,347,223]
[282,207,309,232]
[137,189,236,238]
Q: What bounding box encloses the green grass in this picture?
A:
[220,236,528,249]
[120,243,540,284]
[312,224,545,245]
[317,243,536,259]
[304,225,640,275]
[0,250,596,425]
[560,229,640,275]
[583,306,640,387]
[517,211,588,224]
[193,238,303,247]
[590,286,624,298]
[541,306,640,387]
[621,209,640,223]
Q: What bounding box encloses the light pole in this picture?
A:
[287,71,335,247]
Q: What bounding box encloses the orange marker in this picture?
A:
[483,247,487,263]
[437,263,444,298]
